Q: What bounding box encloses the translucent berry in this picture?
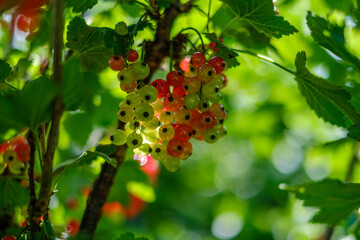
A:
[142,116,161,129]
[209,42,217,52]
[2,236,17,240]
[183,94,200,110]
[173,85,187,98]
[191,122,204,140]
[150,99,164,113]
[3,150,18,163]
[174,108,191,124]
[151,79,169,98]
[203,128,220,143]
[151,143,167,161]
[180,141,193,159]
[142,129,159,143]
[199,100,211,111]
[174,124,193,142]
[199,111,217,129]
[190,110,200,124]
[110,129,128,145]
[125,91,141,107]
[11,137,30,162]
[213,74,226,87]
[117,68,134,84]
[190,52,206,68]
[163,155,182,172]
[166,71,184,87]
[215,124,227,138]
[120,80,137,93]
[210,103,226,119]
[206,91,222,103]
[129,62,150,80]
[160,111,173,124]
[209,56,226,73]
[115,21,128,35]
[220,73,228,88]
[128,119,141,130]
[167,138,184,157]
[136,143,152,155]
[202,81,220,98]
[128,49,139,62]
[134,103,154,122]
[158,125,174,141]
[117,106,135,122]
[180,57,190,72]
[197,63,215,83]
[109,55,126,71]
[163,94,183,112]
[140,85,158,103]
[9,159,27,175]
[183,76,201,94]
[127,132,143,149]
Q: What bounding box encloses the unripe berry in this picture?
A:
[160,111,173,124]
[174,108,191,124]
[117,68,134,84]
[134,103,154,122]
[117,106,135,122]
[115,21,128,35]
[151,143,167,161]
[120,80,137,93]
[163,155,182,172]
[111,129,127,145]
[9,159,27,175]
[197,63,215,83]
[183,94,200,110]
[183,76,201,94]
[203,128,220,143]
[125,91,141,107]
[159,124,175,141]
[127,132,143,149]
[109,55,126,71]
[129,62,150,80]
[140,85,158,103]
[142,117,161,129]
[128,119,141,130]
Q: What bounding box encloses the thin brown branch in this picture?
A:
[27,131,37,239]
[30,0,65,229]
[77,122,127,240]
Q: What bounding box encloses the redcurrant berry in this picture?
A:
[151,79,169,98]
[167,138,184,157]
[190,52,206,68]
[109,55,125,71]
[128,49,139,62]
[163,93,183,112]
[199,111,217,129]
[166,71,184,87]
[209,56,226,73]
[174,124,193,142]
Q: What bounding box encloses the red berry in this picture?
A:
[180,141,193,159]
[0,141,8,153]
[128,49,139,62]
[220,73,228,88]
[163,94,183,112]
[16,14,31,32]
[180,57,190,72]
[67,219,80,236]
[109,55,125,71]
[209,42,217,52]
[199,111,217,129]
[166,71,184,87]
[190,110,200,124]
[2,236,16,240]
[209,56,226,73]
[151,79,169,98]
[174,124,193,142]
[167,138,185,157]
[173,85,187,98]
[191,52,206,68]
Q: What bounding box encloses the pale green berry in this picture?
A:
[111,129,127,145]
[127,132,143,149]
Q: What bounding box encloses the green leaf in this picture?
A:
[117,232,149,240]
[347,125,360,141]
[66,0,98,13]
[41,219,56,240]
[15,76,58,129]
[0,59,12,81]
[306,12,360,70]
[205,33,240,68]
[294,51,360,128]
[66,17,113,72]
[103,28,134,56]
[220,0,298,38]
[7,58,32,82]
[0,177,29,214]
[63,112,94,146]
[281,179,360,225]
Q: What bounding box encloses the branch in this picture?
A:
[77,122,127,240]
[144,0,194,84]
[31,0,65,228]
[27,131,37,239]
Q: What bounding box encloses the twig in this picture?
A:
[27,131,37,239]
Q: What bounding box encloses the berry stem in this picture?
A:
[141,40,145,62]
[179,27,206,54]
[232,48,295,75]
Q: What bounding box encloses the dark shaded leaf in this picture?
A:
[220,0,298,38]
[0,177,29,214]
[294,51,360,127]
[0,59,11,81]
[306,12,360,70]
[66,0,98,13]
[282,179,360,225]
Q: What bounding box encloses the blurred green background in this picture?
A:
[2,0,360,239]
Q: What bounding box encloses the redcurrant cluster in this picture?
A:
[0,136,30,175]
[109,50,227,172]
